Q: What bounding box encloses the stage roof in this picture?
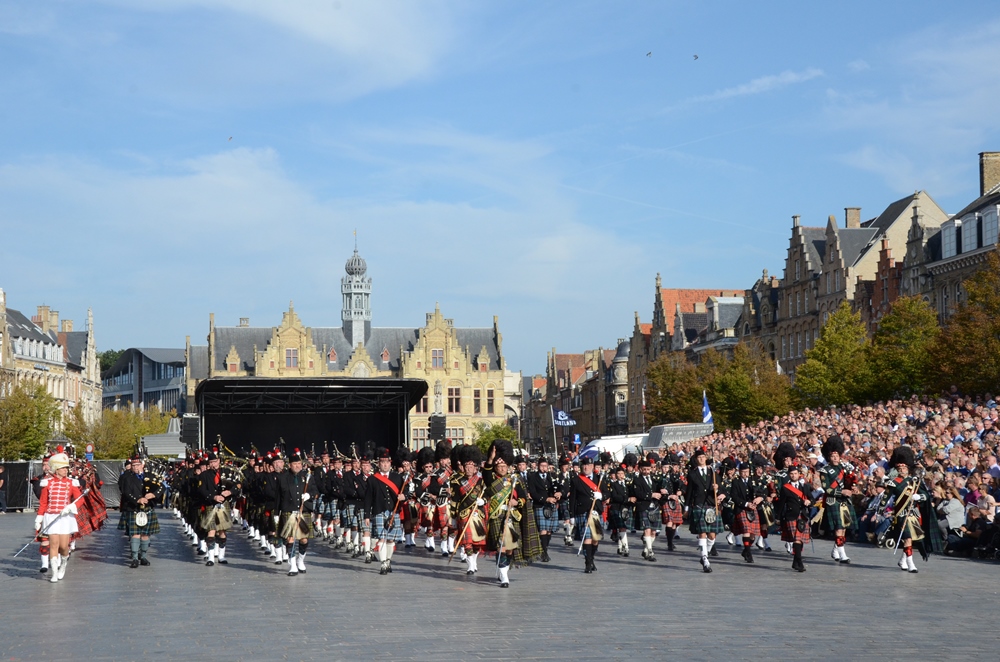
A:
[195,377,428,414]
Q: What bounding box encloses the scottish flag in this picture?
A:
[702,391,713,425]
[552,408,577,427]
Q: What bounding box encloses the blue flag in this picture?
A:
[702,391,713,426]
[552,408,577,427]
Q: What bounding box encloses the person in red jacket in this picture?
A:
[36,453,82,583]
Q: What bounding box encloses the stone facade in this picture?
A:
[0,292,101,426]
[185,249,519,449]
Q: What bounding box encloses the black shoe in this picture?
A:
[647,554,656,562]
[623,550,629,557]
[365,552,373,564]
[218,559,228,565]
[386,561,392,573]
[500,582,509,588]
[702,562,712,574]
[709,546,719,557]
[275,559,283,565]
[641,549,649,560]
[206,560,214,566]
[541,552,550,562]
[840,557,851,564]
[584,566,592,573]
[39,567,48,574]
[139,557,151,567]
[743,549,754,563]
[667,542,675,552]
[287,570,298,576]
[379,565,388,575]
[467,569,475,575]
[129,558,140,569]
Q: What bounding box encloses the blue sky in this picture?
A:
[1,1,998,376]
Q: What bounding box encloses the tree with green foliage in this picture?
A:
[793,301,870,408]
[930,249,1000,394]
[470,420,519,453]
[98,349,125,373]
[0,382,61,459]
[708,341,792,429]
[645,341,791,431]
[65,405,173,459]
[867,296,940,400]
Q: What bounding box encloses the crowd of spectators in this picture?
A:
[667,389,1000,559]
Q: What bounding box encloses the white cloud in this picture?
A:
[847,59,870,72]
[687,68,824,104]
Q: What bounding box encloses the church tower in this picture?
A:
[342,246,372,347]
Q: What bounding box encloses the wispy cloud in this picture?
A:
[687,68,824,104]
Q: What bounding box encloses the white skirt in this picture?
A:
[42,512,79,536]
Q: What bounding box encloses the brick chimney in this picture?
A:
[981,152,1000,196]
[845,207,861,229]
[34,305,52,333]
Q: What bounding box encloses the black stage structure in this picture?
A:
[194,377,428,456]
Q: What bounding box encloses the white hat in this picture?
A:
[49,453,70,470]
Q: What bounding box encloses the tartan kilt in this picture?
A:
[557,501,570,522]
[609,505,631,530]
[573,512,604,541]
[689,505,725,535]
[888,512,924,543]
[637,506,662,532]
[117,509,161,536]
[534,505,561,532]
[278,512,314,540]
[372,510,404,542]
[824,500,858,531]
[780,518,811,544]
[200,504,233,532]
[341,503,356,527]
[457,509,487,550]
[733,509,761,537]
[661,501,683,527]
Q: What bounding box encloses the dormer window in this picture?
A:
[381,347,390,363]
[329,348,337,363]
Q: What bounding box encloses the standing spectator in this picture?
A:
[0,465,7,514]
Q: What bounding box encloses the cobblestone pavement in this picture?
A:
[0,511,995,660]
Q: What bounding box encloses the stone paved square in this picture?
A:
[0,512,994,661]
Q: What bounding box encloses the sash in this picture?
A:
[579,474,600,494]
[783,482,806,501]
[827,468,845,491]
[374,473,400,496]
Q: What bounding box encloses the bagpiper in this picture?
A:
[818,435,857,564]
[364,447,406,575]
[451,444,487,575]
[776,462,811,572]
[568,455,605,573]
[483,440,542,587]
[526,456,561,562]
[276,448,318,576]
[751,454,775,551]
[686,447,725,573]
[885,445,928,574]
[195,450,240,566]
[629,458,662,562]
[771,442,798,554]
[118,455,162,569]
[607,464,631,557]
[729,461,763,563]
[659,454,685,553]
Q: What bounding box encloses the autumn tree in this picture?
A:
[0,382,61,459]
[930,249,1000,394]
[65,406,173,459]
[793,301,870,408]
[866,296,940,400]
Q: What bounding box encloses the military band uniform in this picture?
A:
[777,469,811,572]
[629,463,661,562]
[729,465,761,563]
[686,451,724,573]
[568,458,605,573]
[606,469,632,557]
[364,461,405,575]
[526,463,559,562]
[118,458,162,569]
[277,462,319,576]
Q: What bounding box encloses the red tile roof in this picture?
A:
[660,288,743,315]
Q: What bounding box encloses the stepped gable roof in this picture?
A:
[800,227,827,273]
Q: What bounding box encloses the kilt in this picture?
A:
[889,513,924,543]
[557,501,570,522]
[661,501,683,527]
[637,506,662,532]
[689,505,725,535]
[608,505,631,530]
[535,505,561,532]
[42,512,79,536]
[457,510,487,550]
[278,512,314,540]
[573,512,604,542]
[200,504,233,532]
[341,503,357,527]
[733,509,761,537]
[780,518,811,544]
[117,509,160,536]
[824,500,858,531]
[372,510,404,542]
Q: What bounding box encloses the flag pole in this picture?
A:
[549,405,559,458]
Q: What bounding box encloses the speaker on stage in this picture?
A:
[429,415,446,440]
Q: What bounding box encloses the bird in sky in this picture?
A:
[693,54,699,60]
[228,136,232,141]
[646,51,651,57]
